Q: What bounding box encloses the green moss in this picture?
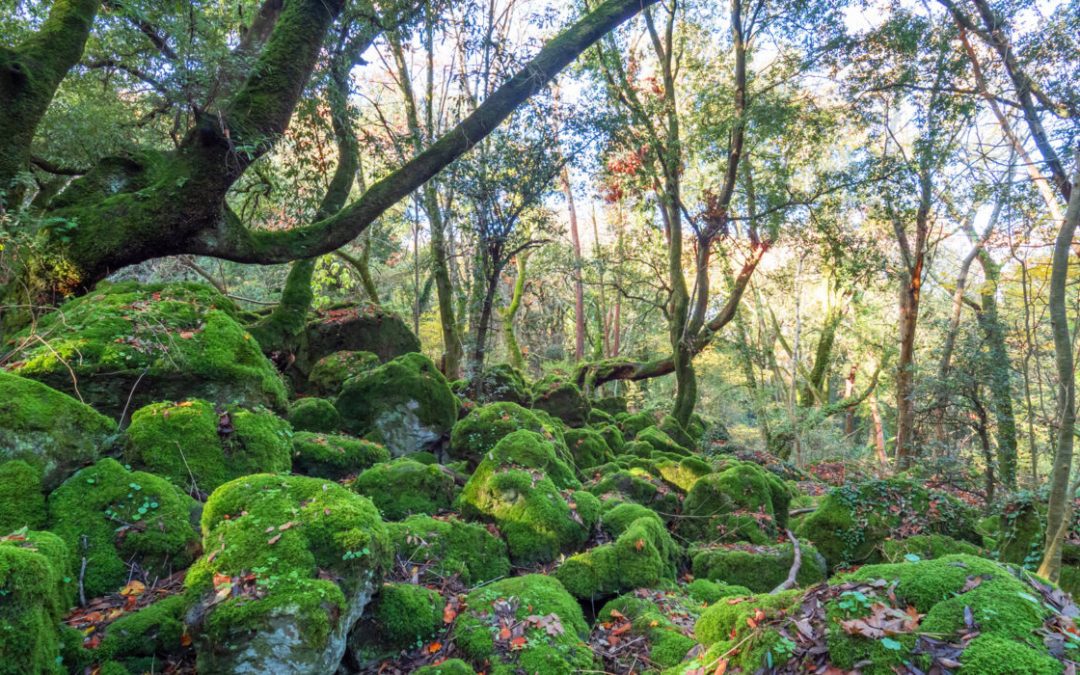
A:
[695,589,801,647]
[413,659,476,674]
[597,593,699,668]
[658,415,695,448]
[593,396,628,416]
[680,462,791,544]
[636,426,691,457]
[960,635,1062,674]
[5,283,288,417]
[186,474,391,673]
[588,408,616,426]
[0,460,47,531]
[597,424,625,454]
[586,465,681,517]
[306,350,379,397]
[555,515,676,599]
[880,534,981,562]
[48,458,199,598]
[454,575,594,674]
[690,543,826,593]
[353,458,458,520]
[291,431,388,480]
[386,515,510,586]
[124,399,293,494]
[653,456,712,492]
[472,364,531,406]
[449,402,569,467]
[286,397,342,433]
[335,352,457,457]
[620,411,656,438]
[0,371,113,489]
[459,430,594,565]
[684,578,753,604]
[531,381,590,428]
[0,530,73,674]
[564,427,614,470]
[96,594,189,671]
[994,495,1043,566]
[369,582,443,650]
[797,479,980,568]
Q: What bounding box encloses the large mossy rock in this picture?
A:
[185,474,391,674]
[299,304,420,372]
[335,353,457,457]
[386,515,510,586]
[353,458,458,520]
[690,542,827,593]
[531,380,590,428]
[124,399,293,494]
[348,582,444,664]
[692,554,1069,674]
[0,530,73,674]
[0,460,47,532]
[556,511,677,600]
[564,427,614,470]
[93,594,189,673]
[797,478,980,568]
[459,430,599,565]
[0,371,113,489]
[306,350,379,398]
[470,363,532,406]
[291,431,388,480]
[48,458,199,598]
[448,401,568,467]
[585,463,682,516]
[286,397,342,433]
[3,282,287,418]
[679,460,792,544]
[454,575,595,674]
[595,591,708,671]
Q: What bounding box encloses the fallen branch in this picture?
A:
[789,507,817,517]
[771,529,802,594]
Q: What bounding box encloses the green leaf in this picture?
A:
[904,553,921,562]
[880,637,902,651]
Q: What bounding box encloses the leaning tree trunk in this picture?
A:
[1038,160,1079,582]
[501,252,529,372]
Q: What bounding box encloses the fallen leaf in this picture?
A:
[267,534,282,545]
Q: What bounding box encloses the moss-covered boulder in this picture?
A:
[564,427,614,470]
[471,364,531,406]
[0,530,73,674]
[797,478,980,567]
[597,423,625,454]
[448,402,568,467]
[414,659,476,674]
[880,533,981,562]
[300,304,420,370]
[386,515,510,586]
[336,353,457,457]
[636,425,691,457]
[556,515,676,599]
[286,397,342,433]
[454,575,594,674]
[0,371,113,489]
[4,282,287,418]
[292,432,388,480]
[348,582,444,663]
[587,407,616,426]
[48,458,199,598]
[353,458,458,520]
[593,395,628,416]
[679,461,792,544]
[459,430,598,565]
[531,380,590,428]
[658,415,695,448]
[653,455,713,492]
[185,474,391,674]
[585,464,681,517]
[620,411,656,438]
[94,594,189,673]
[306,350,379,398]
[0,460,47,531]
[594,591,703,670]
[124,399,293,494]
[690,542,827,593]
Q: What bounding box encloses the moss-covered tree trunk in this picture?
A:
[501,252,529,372]
[1037,160,1079,582]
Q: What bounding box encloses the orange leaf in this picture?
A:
[119,580,146,596]
[427,641,443,654]
[713,658,729,675]
[267,534,282,545]
[443,603,458,623]
[180,632,193,647]
[498,626,512,641]
[634,538,646,552]
[509,636,527,650]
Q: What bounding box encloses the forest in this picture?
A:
[0,0,1078,672]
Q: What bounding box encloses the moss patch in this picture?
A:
[564,427,614,470]
[48,458,199,598]
[386,515,510,586]
[556,515,677,600]
[124,399,293,494]
[292,432,388,480]
[0,371,113,489]
[0,460,47,532]
[679,461,792,544]
[353,458,458,520]
[449,402,569,468]
[0,530,73,674]
[306,350,379,397]
[690,542,826,593]
[531,381,590,428]
[286,397,342,433]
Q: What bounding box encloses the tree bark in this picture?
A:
[502,252,529,372]
[561,167,586,362]
[1037,158,1079,582]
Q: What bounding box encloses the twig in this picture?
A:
[789,507,817,516]
[78,535,89,606]
[771,528,802,594]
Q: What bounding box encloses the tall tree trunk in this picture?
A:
[1037,159,1079,582]
[502,252,529,372]
[561,166,586,362]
